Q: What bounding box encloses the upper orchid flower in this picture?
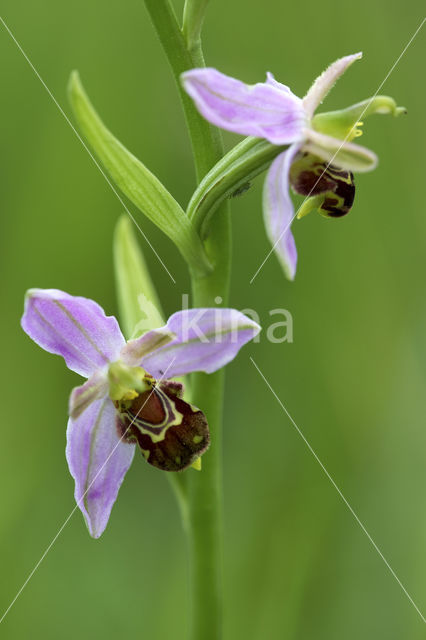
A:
[21,289,260,537]
[182,53,405,279]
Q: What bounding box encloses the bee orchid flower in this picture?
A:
[21,289,260,538]
[182,53,405,279]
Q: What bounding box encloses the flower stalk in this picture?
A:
[143,1,231,637]
[143,0,222,180]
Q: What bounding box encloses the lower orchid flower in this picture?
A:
[182,53,405,279]
[21,289,260,538]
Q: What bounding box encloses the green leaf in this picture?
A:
[68,71,211,275]
[113,215,165,340]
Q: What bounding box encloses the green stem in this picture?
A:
[144,0,222,180]
[182,0,210,50]
[188,219,230,639]
[143,2,230,638]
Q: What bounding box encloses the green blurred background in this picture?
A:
[1,1,425,637]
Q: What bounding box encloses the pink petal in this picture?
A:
[120,328,176,367]
[182,67,306,144]
[69,371,109,420]
[263,144,301,280]
[66,396,135,538]
[139,309,261,378]
[21,289,125,377]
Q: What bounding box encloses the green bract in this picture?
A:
[114,216,164,339]
[187,136,286,237]
[68,72,211,275]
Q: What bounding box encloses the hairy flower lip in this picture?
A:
[21,288,260,538]
[118,381,211,473]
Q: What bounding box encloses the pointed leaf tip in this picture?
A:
[68,73,212,276]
